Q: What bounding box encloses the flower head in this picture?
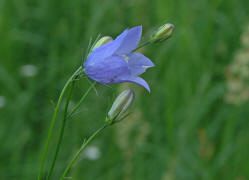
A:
[84,26,154,92]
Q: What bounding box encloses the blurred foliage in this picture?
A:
[1,0,249,179]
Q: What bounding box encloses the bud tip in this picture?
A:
[151,23,175,43]
[92,36,113,50]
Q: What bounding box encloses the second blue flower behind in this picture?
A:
[84,26,154,92]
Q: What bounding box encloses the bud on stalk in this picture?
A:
[150,23,175,43]
[92,36,113,50]
[106,89,135,125]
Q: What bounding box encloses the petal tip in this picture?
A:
[127,77,151,93]
[129,25,142,35]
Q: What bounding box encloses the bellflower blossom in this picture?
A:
[84,26,154,92]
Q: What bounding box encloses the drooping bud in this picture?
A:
[106,89,135,125]
[92,36,113,50]
[150,23,174,43]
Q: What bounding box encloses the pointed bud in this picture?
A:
[92,36,113,50]
[150,23,175,43]
[106,89,135,125]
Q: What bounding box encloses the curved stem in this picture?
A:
[133,41,151,52]
[60,124,108,180]
[38,66,82,180]
[67,81,97,118]
[48,80,96,179]
[46,80,76,180]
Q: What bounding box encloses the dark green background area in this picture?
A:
[1,0,249,179]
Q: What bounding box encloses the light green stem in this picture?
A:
[38,66,82,180]
[60,124,108,180]
[67,81,97,118]
[46,80,76,180]
[133,41,151,52]
[47,77,96,179]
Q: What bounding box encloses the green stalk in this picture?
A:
[60,124,108,180]
[46,75,96,179]
[67,81,97,118]
[46,80,76,180]
[133,41,151,52]
[38,66,82,180]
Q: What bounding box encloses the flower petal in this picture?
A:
[127,52,154,76]
[85,55,130,84]
[114,29,129,45]
[125,76,151,93]
[85,30,128,67]
[115,26,142,54]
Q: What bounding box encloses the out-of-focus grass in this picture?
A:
[0,0,249,179]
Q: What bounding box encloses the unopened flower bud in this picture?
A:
[106,89,135,125]
[150,23,174,43]
[92,36,113,50]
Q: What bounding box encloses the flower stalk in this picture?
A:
[67,81,97,119]
[39,35,111,179]
[38,66,82,180]
[60,124,107,180]
[60,89,135,179]
[46,77,76,180]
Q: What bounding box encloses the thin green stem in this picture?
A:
[46,80,76,180]
[133,41,151,52]
[38,66,82,180]
[47,79,96,179]
[67,81,97,118]
[60,124,108,180]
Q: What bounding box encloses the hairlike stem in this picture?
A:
[46,79,96,179]
[67,81,97,119]
[38,66,82,180]
[60,124,108,180]
[133,41,151,52]
[46,79,76,180]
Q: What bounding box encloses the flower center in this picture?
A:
[122,55,129,63]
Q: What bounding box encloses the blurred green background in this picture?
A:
[1,0,249,179]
